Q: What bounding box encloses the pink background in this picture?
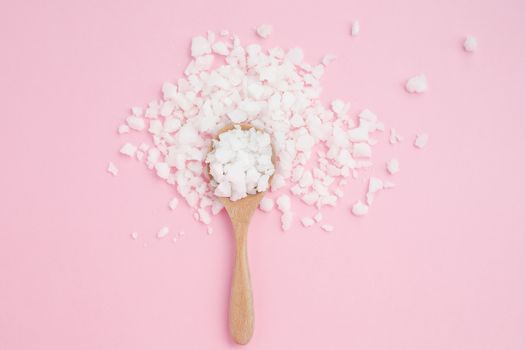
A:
[1,0,525,349]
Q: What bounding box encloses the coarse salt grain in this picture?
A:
[120,143,137,157]
[118,124,130,134]
[130,232,139,240]
[463,36,477,52]
[386,159,400,174]
[107,162,118,176]
[259,197,274,212]
[352,200,369,216]
[405,74,428,93]
[168,197,179,210]
[157,226,169,239]
[351,21,360,36]
[301,217,315,227]
[414,133,429,149]
[321,224,334,232]
[314,212,323,222]
[256,24,273,39]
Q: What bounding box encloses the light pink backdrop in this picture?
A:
[1,0,525,349]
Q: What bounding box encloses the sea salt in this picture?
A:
[157,226,170,239]
[351,21,360,36]
[414,133,429,149]
[112,30,424,235]
[107,162,118,176]
[405,74,428,93]
[463,36,478,52]
[256,24,273,39]
[386,159,400,174]
[206,126,274,201]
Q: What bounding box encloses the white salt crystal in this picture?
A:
[191,36,211,57]
[271,174,286,191]
[259,197,274,212]
[286,47,304,65]
[126,116,145,131]
[155,162,170,179]
[120,143,137,157]
[414,133,429,149]
[351,200,369,216]
[386,159,400,174]
[130,232,139,240]
[157,226,169,239]
[131,107,143,116]
[276,194,291,212]
[351,20,360,36]
[168,197,179,210]
[322,54,337,66]
[405,74,428,93]
[107,162,118,176]
[321,224,334,232]
[463,36,478,52]
[389,128,403,144]
[118,124,130,134]
[281,211,293,231]
[301,217,315,227]
[256,24,273,39]
[212,41,229,56]
[314,212,323,222]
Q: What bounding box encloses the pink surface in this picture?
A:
[1,0,525,349]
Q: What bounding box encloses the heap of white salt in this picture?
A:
[206,126,274,201]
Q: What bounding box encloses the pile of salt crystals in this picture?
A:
[206,126,274,201]
[116,30,417,232]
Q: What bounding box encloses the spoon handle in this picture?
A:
[229,221,254,345]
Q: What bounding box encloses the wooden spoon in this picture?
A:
[208,123,275,345]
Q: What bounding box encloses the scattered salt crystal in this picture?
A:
[276,195,291,213]
[351,21,360,36]
[131,107,143,116]
[314,212,323,222]
[386,159,400,174]
[352,201,369,216]
[301,217,315,227]
[353,143,372,158]
[191,36,211,57]
[321,224,334,232]
[302,192,319,206]
[107,162,118,176]
[118,124,130,134]
[281,211,293,231]
[405,74,428,93]
[259,197,274,212]
[212,41,229,56]
[271,174,286,191]
[322,54,337,66]
[389,128,403,144]
[157,226,169,239]
[286,47,304,65]
[155,162,170,179]
[126,116,145,131]
[414,133,429,149]
[120,143,137,157]
[256,24,273,39]
[130,232,139,240]
[136,151,144,161]
[168,197,179,210]
[199,208,211,224]
[463,36,478,52]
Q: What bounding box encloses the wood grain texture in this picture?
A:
[208,123,274,345]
